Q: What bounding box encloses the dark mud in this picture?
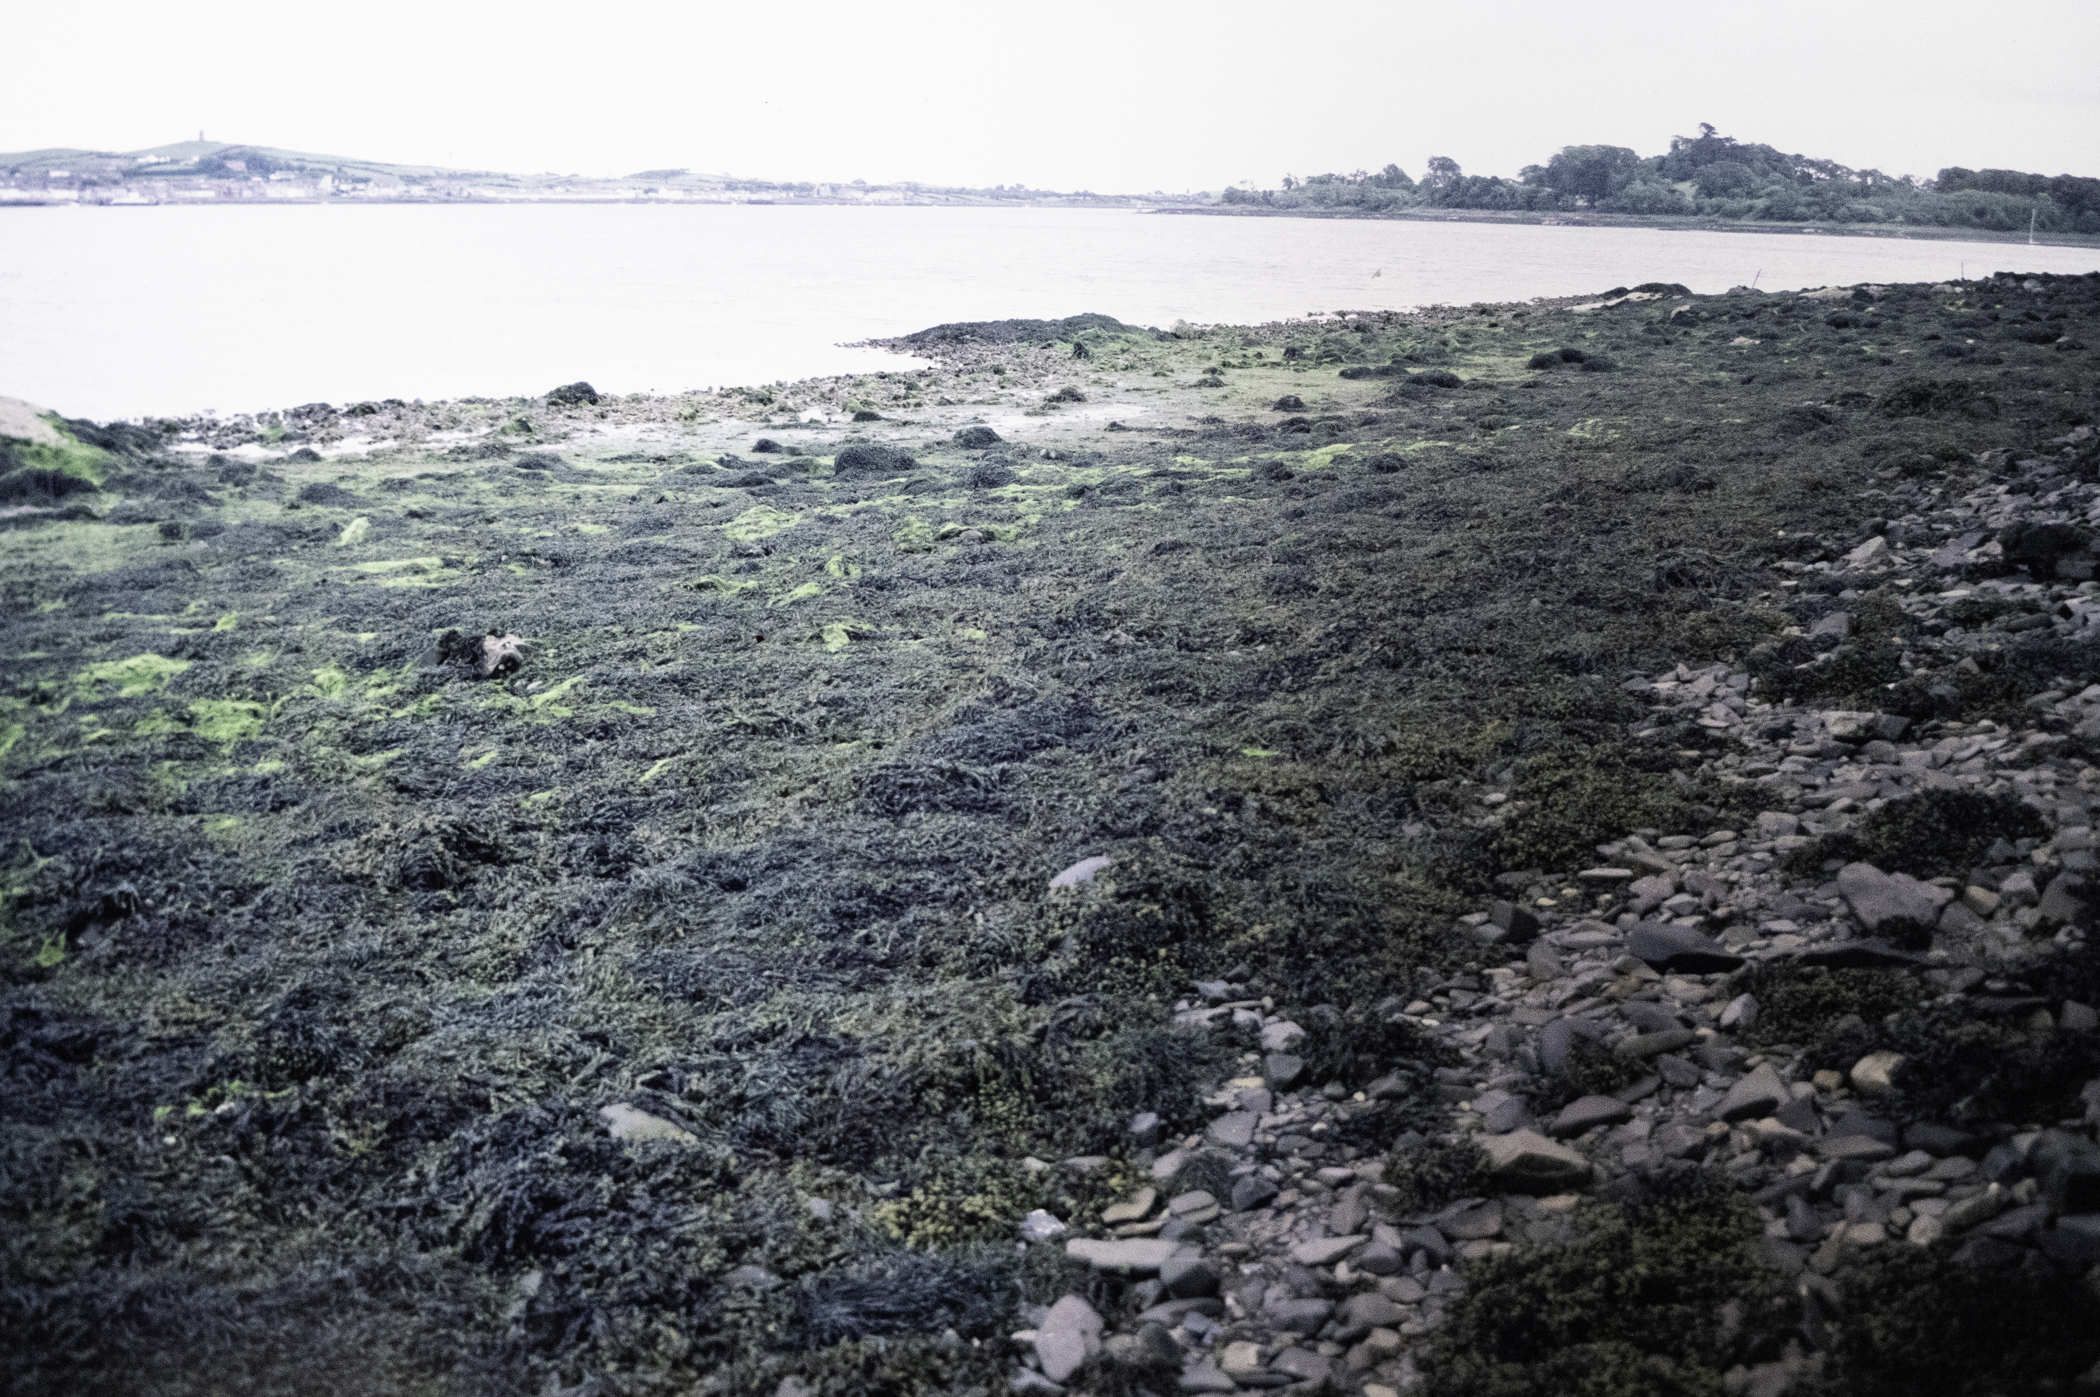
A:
[3,271,2098,1396]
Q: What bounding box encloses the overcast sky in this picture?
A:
[6,0,2097,191]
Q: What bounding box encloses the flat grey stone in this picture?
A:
[1629,873,1678,914]
[1269,1348,1332,1383]
[1355,1241,1403,1274]
[1365,1072,1411,1100]
[1265,1297,1335,1335]
[1941,1187,2007,1232]
[1481,1128,1594,1192]
[1327,1189,1369,1235]
[2038,873,2090,926]
[1263,1052,1306,1088]
[1177,1362,1238,1393]
[1658,1054,1702,1088]
[1230,1174,1279,1211]
[1792,937,1926,969]
[1822,709,1879,740]
[1134,1298,1217,1326]
[1480,1092,1530,1134]
[1837,861,1950,931]
[1440,1200,1503,1240]
[1400,1225,1453,1267]
[1287,1234,1366,1266]
[1035,1294,1103,1383]
[1818,1134,1897,1163]
[1259,1020,1307,1053]
[1621,1028,1699,1058]
[1065,1238,1185,1274]
[1205,1111,1258,1149]
[1621,1000,1686,1033]
[1717,1064,1791,1123]
[1341,1292,1405,1329]
[1627,922,1744,973]
[1775,1094,1820,1134]
[1550,1095,1633,1137]
[1384,1274,1428,1304]
[1160,1250,1219,1298]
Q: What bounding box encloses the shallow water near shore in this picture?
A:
[3,202,2097,418]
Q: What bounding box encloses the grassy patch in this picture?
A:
[74,653,190,697]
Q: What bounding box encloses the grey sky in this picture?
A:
[7,0,2097,191]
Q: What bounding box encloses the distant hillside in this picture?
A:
[1223,125,2100,238]
[0,140,1211,208]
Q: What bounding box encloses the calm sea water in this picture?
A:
[3,203,2095,420]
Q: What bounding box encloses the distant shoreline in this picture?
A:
[0,194,1191,212]
[1154,202,2100,250]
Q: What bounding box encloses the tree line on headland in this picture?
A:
[1222,124,2100,235]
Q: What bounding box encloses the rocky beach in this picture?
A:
[5,270,2100,1397]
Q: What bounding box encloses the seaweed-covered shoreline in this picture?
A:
[4,272,2100,1396]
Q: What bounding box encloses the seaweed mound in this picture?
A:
[832,444,916,477]
[0,468,98,503]
[893,313,1135,349]
[545,381,601,406]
